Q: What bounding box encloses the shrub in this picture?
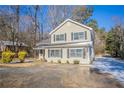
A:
[50,60,53,63]
[73,60,80,64]
[66,60,69,64]
[44,59,47,62]
[41,58,47,62]
[58,60,61,64]
[40,58,43,61]
[1,50,15,63]
[118,51,124,59]
[18,51,27,63]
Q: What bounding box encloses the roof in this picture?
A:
[36,38,51,46]
[34,41,93,49]
[0,40,28,47]
[49,19,93,35]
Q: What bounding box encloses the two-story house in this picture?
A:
[34,19,95,64]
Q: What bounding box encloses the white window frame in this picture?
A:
[72,32,85,41]
[69,48,83,58]
[56,34,65,41]
[48,49,61,58]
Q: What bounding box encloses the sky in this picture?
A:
[92,5,124,31]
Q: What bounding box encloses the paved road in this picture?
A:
[0,63,123,88]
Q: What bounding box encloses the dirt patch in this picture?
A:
[0,63,123,88]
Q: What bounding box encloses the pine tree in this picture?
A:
[106,25,124,58]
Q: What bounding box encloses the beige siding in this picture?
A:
[37,20,94,64]
[51,21,91,43]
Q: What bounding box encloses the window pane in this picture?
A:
[49,50,61,57]
[77,49,82,57]
[56,35,59,41]
[60,34,64,40]
[69,49,83,57]
[74,33,78,40]
[73,32,85,40]
[55,34,65,41]
[79,32,84,39]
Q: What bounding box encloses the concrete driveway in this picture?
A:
[0,63,123,88]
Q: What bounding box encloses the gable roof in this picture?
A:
[49,19,93,35]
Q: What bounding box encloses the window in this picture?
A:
[48,49,61,57]
[71,32,85,40]
[55,34,65,41]
[74,33,78,40]
[69,49,83,57]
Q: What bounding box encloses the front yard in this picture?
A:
[0,58,123,88]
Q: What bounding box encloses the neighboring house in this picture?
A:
[34,19,95,64]
[0,40,28,52]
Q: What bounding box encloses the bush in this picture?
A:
[73,60,80,64]
[1,50,15,63]
[58,60,61,64]
[41,58,47,62]
[44,59,47,62]
[118,51,124,59]
[66,60,69,64]
[18,51,27,63]
[50,60,53,63]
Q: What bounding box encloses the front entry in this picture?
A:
[39,49,45,60]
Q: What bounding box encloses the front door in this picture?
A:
[39,49,45,60]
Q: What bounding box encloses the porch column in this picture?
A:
[87,47,91,62]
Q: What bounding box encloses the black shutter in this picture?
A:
[67,48,69,58]
[71,32,73,40]
[65,33,66,41]
[54,35,55,42]
[85,31,87,40]
[83,48,87,59]
[48,50,50,58]
[61,49,62,58]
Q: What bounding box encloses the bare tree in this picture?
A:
[47,5,73,31]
